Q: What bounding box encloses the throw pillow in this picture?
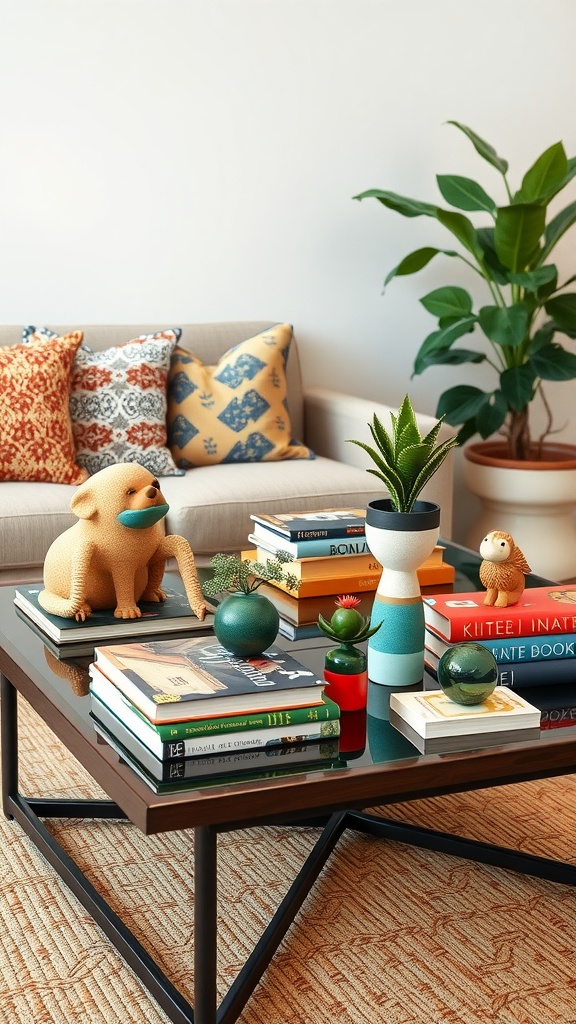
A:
[23,327,184,477]
[0,331,88,484]
[167,323,314,466]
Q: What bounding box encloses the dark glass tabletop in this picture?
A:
[1,539,575,834]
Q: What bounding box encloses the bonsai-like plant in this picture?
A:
[348,394,458,513]
[355,121,576,460]
[203,551,299,597]
[317,595,381,643]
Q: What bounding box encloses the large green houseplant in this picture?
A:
[355,121,576,462]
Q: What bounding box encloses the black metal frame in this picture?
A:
[3,673,576,1024]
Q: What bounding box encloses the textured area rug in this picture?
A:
[1,696,576,1024]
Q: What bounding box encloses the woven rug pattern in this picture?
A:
[1,696,576,1024]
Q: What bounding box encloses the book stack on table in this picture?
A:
[423,584,576,728]
[245,508,455,640]
[89,636,341,792]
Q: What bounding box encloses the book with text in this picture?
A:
[425,628,576,665]
[253,563,381,598]
[424,585,576,642]
[250,508,366,541]
[94,637,325,723]
[250,524,369,558]
[89,666,339,757]
[389,686,541,739]
[93,719,340,792]
[255,584,375,626]
[389,709,540,754]
[424,648,576,688]
[243,545,382,581]
[14,578,214,646]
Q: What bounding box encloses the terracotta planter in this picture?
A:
[463,441,576,582]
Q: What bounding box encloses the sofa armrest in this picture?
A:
[303,387,455,539]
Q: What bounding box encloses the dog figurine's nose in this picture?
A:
[145,486,158,499]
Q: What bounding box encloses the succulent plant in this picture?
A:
[317,595,381,644]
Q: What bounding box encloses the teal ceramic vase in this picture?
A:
[213,591,279,657]
[365,498,441,687]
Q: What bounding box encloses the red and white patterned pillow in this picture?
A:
[0,331,88,483]
[23,327,184,477]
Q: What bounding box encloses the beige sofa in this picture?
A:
[0,321,455,584]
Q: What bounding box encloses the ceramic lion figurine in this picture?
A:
[479,530,531,608]
[39,463,207,622]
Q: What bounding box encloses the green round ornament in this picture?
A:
[214,591,279,657]
[437,643,498,705]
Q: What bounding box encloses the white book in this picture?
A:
[389,686,540,739]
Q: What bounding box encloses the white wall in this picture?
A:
[2,0,576,542]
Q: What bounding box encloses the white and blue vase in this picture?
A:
[365,498,441,687]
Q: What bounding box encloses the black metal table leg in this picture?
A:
[195,825,218,1024]
[1,672,18,819]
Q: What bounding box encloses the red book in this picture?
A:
[424,585,576,642]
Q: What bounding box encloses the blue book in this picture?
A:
[250,508,366,542]
[426,628,576,665]
[248,528,368,558]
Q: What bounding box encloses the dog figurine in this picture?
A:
[39,463,207,622]
[479,529,531,608]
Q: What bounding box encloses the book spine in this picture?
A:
[540,707,576,728]
[425,588,576,641]
[251,516,366,541]
[251,530,369,558]
[159,719,340,758]
[246,547,382,581]
[269,572,380,598]
[426,631,576,664]
[149,697,340,740]
[497,658,576,688]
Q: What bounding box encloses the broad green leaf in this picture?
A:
[413,347,486,372]
[476,227,510,284]
[413,317,478,374]
[436,174,496,214]
[447,121,509,175]
[513,142,567,205]
[540,199,576,263]
[477,390,508,437]
[494,203,546,271]
[544,293,576,332]
[455,418,482,446]
[353,189,437,218]
[384,247,458,286]
[436,208,485,263]
[532,342,576,380]
[529,321,555,352]
[436,385,490,424]
[420,286,473,318]
[507,265,557,293]
[478,303,530,348]
[500,364,536,411]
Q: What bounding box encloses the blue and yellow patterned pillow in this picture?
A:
[167,324,314,467]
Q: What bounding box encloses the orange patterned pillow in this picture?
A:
[0,332,88,483]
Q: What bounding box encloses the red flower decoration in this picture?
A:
[335,595,361,608]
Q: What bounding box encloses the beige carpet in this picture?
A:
[1,697,576,1024]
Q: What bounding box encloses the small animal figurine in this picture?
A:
[479,530,531,608]
[39,462,207,622]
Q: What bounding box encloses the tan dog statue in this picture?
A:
[39,463,207,622]
[479,529,531,608]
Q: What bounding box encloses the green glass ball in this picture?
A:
[437,643,498,705]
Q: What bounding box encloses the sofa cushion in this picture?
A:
[158,457,384,553]
[167,324,313,467]
[23,326,184,478]
[0,332,88,485]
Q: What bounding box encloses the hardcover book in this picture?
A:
[389,686,541,739]
[255,584,376,626]
[249,508,367,541]
[425,627,576,665]
[257,565,381,598]
[424,585,576,642]
[14,577,214,645]
[388,709,540,754]
[89,666,340,758]
[249,525,370,558]
[243,545,382,581]
[424,647,576,688]
[93,719,340,793]
[93,637,325,723]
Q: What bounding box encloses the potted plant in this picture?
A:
[355,121,576,580]
[203,551,299,657]
[347,395,458,686]
[316,595,382,711]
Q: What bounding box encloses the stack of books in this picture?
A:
[245,507,455,639]
[13,576,215,658]
[89,635,341,792]
[389,686,541,754]
[423,584,576,729]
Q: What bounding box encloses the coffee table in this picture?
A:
[2,542,576,1024]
